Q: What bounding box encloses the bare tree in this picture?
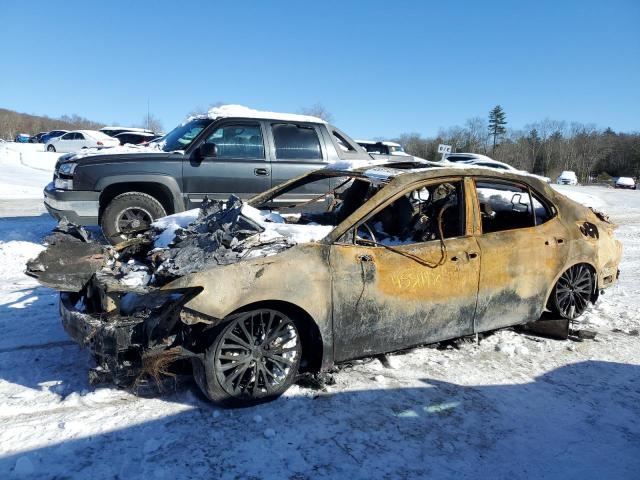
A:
[298,103,334,123]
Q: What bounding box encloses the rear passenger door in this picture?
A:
[267,122,331,203]
[183,121,270,206]
[472,179,569,331]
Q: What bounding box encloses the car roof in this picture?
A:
[100,126,155,132]
[355,140,402,147]
[114,131,156,137]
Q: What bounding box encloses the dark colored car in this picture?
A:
[41,130,68,144]
[100,127,156,137]
[43,109,376,243]
[114,132,160,145]
[30,132,48,143]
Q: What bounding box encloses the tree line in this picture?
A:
[0,108,105,140]
[394,105,640,182]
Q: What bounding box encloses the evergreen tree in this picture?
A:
[488,105,507,152]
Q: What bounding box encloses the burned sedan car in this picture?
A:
[27,162,622,405]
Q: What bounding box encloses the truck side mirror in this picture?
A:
[198,142,217,159]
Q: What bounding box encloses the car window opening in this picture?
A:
[254,175,382,230]
[475,180,552,233]
[356,181,464,246]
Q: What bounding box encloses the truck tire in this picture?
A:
[101,192,166,244]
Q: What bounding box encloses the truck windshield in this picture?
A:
[161,119,212,152]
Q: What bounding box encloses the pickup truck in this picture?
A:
[44,106,378,243]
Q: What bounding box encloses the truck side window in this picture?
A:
[205,124,264,159]
[272,123,322,160]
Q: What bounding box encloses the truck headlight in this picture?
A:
[58,162,77,175]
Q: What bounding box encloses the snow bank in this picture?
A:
[551,185,607,210]
[0,142,58,199]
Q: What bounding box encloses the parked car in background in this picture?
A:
[100,126,156,137]
[356,140,410,156]
[41,130,68,145]
[29,132,48,143]
[445,153,552,183]
[46,130,119,153]
[14,133,31,143]
[114,131,160,145]
[557,171,578,185]
[614,177,636,189]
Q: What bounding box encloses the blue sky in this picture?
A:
[0,0,638,138]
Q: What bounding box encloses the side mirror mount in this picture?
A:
[198,142,217,159]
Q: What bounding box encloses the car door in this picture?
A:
[471,178,569,332]
[182,121,270,207]
[329,177,481,362]
[56,132,74,151]
[266,122,332,203]
[75,132,88,150]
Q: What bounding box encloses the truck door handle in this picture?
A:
[556,238,564,244]
[254,168,269,176]
[357,254,373,262]
[468,252,478,259]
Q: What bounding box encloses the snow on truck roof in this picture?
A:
[188,104,327,124]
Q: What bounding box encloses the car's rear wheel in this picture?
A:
[193,309,301,406]
[101,192,166,244]
[550,264,595,319]
[47,145,56,152]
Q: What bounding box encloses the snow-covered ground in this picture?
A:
[0,145,639,478]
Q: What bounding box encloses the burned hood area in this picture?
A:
[27,195,296,292]
[24,196,304,389]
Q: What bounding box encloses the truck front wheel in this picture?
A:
[101,192,166,244]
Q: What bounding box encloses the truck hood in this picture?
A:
[56,145,176,166]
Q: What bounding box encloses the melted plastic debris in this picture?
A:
[152,196,293,282]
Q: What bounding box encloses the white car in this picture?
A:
[356,140,410,156]
[615,176,636,190]
[445,153,552,183]
[556,170,578,186]
[46,130,120,153]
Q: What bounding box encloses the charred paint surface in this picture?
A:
[27,165,623,391]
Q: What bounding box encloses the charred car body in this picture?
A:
[27,162,622,405]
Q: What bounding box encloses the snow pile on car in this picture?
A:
[26,196,333,290]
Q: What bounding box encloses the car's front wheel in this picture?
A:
[47,145,56,152]
[101,191,166,244]
[193,309,302,406]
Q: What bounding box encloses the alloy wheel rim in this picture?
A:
[215,310,299,398]
[116,207,153,234]
[555,265,593,319]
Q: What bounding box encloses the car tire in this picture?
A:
[101,191,166,244]
[192,309,302,406]
[47,145,56,152]
[549,264,595,319]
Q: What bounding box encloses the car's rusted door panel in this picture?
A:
[473,217,569,331]
[330,237,481,362]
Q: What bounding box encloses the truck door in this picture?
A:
[182,121,270,208]
[266,122,331,204]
